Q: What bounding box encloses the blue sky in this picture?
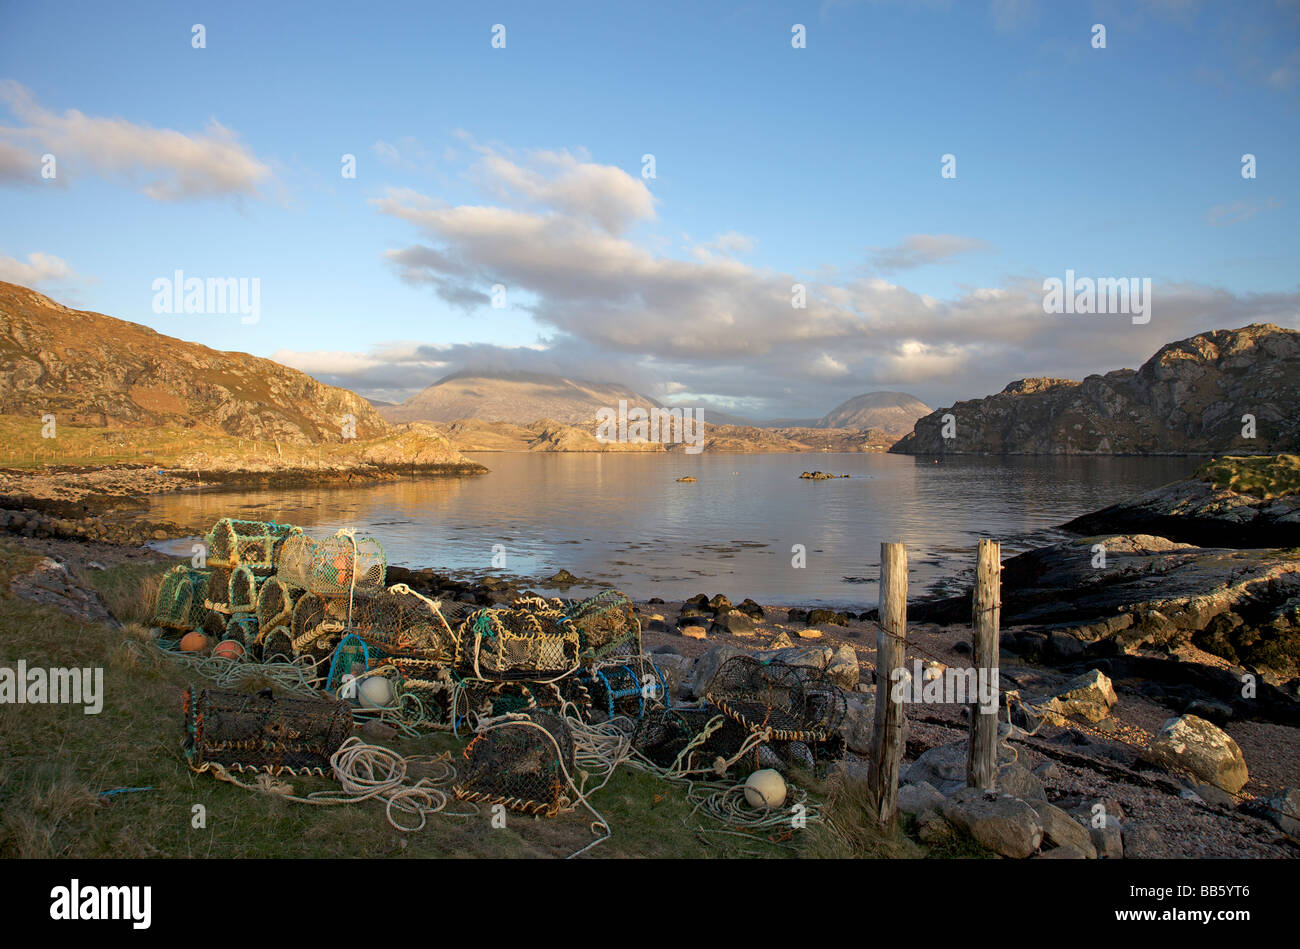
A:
[1,0,1297,415]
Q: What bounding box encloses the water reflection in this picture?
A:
[148,453,1198,608]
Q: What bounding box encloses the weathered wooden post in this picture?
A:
[967,538,1001,789]
[868,541,907,827]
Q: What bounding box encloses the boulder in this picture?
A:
[941,788,1044,859]
[1029,669,1118,726]
[904,739,1015,792]
[1089,815,1124,859]
[1142,714,1249,793]
[1037,845,1090,859]
[750,642,860,690]
[996,762,1046,801]
[711,609,755,637]
[685,644,750,697]
[898,781,945,818]
[649,653,693,699]
[806,608,848,627]
[1026,800,1096,858]
[837,692,875,755]
[916,810,957,844]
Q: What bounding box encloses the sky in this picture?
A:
[0,0,1297,418]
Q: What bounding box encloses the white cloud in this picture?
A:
[345,143,1300,414]
[0,251,82,287]
[0,81,272,200]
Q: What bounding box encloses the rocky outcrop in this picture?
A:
[1065,455,1300,547]
[891,324,1300,454]
[9,556,119,627]
[0,281,389,445]
[911,534,1300,677]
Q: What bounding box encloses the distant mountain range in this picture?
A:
[892,324,1300,455]
[812,391,933,437]
[378,370,662,426]
[377,369,930,437]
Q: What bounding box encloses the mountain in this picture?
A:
[379,370,662,425]
[891,324,1300,455]
[430,418,895,453]
[0,281,389,444]
[816,391,931,436]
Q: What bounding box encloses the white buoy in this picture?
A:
[744,768,787,809]
[357,676,394,709]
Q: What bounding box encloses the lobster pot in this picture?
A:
[345,629,453,709]
[324,631,453,725]
[324,633,372,696]
[225,613,259,644]
[631,707,749,774]
[228,565,261,614]
[454,606,580,681]
[704,656,845,744]
[567,590,641,659]
[276,533,386,597]
[183,687,352,776]
[453,710,574,817]
[290,591,345,642]
[351,588,458,662]
[259,626,295,661]
[256,577,302,633]
[204,518,301,570]
[204,566,233,613]
[154,566,210,630]
[287,591,346,661]
[581,656,667,720]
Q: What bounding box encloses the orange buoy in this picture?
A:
[179,632,210,653]
[213,639,245,661]
[331,553,353,586]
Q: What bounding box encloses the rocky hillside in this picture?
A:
[891,324,1300,455]
[816,391,931,436]
[380,370,662,425]
[0,281,389,445]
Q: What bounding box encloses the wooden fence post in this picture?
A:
[967,538,1001,789]
[868,541,907,827]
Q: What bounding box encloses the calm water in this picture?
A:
[147,452,1198,608]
